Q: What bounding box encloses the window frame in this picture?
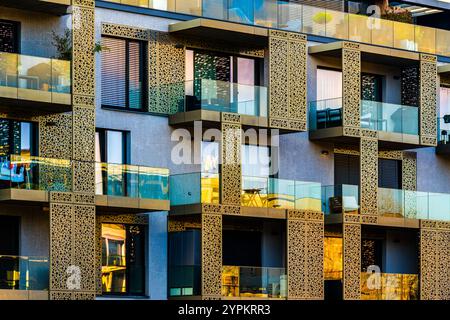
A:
[101,36,148,111]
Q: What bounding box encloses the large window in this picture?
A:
[101,37,147,110]
[101,223,146,296]
[95,129,130,196]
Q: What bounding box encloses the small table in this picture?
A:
[243,188,264,207]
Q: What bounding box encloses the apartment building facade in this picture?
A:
[1,0,450,300]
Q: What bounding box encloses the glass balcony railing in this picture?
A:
[95,163,169,200]
[222,265,287,299]
[102,0,450,56]
[321,184,359,215]
[0,52,71,104]
[0,255,49,291]
[360,272,419,300]
[309,99,420,136]
[378,187,450,221]
[168,265,201,297]
[309,98,343,131]
[242,176,321,210]
[169,172,219,205]
[361,100,419,135]
[178,79,268,117]
[0,155,72,192]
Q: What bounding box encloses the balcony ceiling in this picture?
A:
[1,0,70,16]
[309,41,420,67]
[168,18,268,47]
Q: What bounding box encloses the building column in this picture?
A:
[287,211,324,300]
[49,0,96,300]
[419,54,438,147]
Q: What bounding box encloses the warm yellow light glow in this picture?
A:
[324,237,343,280]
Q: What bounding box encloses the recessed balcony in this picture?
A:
[169,79,268,128]
[309,98,420,148]
[0,52,71,114]
[436,116,450,155]
[0,255,49,300]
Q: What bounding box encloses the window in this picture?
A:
[315,68,343,129]
[101,37,147,110]
[95,129,129,164]
[317,68,342,102]
[334,153,360,186]
[0,120,37,157]
[101,223,146,296]
[0,20,20,53]
[439,87,450,144]
[378,158,401,189]
[95,129,130,196]
[185,49,264,116]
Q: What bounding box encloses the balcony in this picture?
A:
[0,255,49,300]
[222,266,287,299]
[0,52,71,114]
[95,163,170,212]
[378,187,450,222]
[241,176,321,210]
[0,155,72,203]
[1,0,70,16]
[100,0,450,57]
[322,184,450,225]
[169,79,268,128]
[309,98,420,148]
[169,172,321,217]
[0,155,170,211]
[360,272,419,300]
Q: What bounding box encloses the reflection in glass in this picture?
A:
[102,224,127,294]
[324,237,343,280]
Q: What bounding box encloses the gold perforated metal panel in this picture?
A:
[221,121,242,206]
[287,210,324,300]
[420,222,450,300]
[360,136,378,216]
[342,42,361,131]
[268,30,307,131]
[201,213,222,299]
[420,54,437,147]
[343,222,361,300]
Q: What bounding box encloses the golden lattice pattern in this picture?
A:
[268,30,307,131]
[221,122,242,206]
[343,223,361,300]
[202,213,222,299]
[287,211,324,299]
[360,137,378,215]
[420,54,437,147]
[342,44,361,128]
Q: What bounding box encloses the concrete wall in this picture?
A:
[0,6,68,58]
[0,205,49,257]
[147,211,168,300]
[383,229,419,274]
